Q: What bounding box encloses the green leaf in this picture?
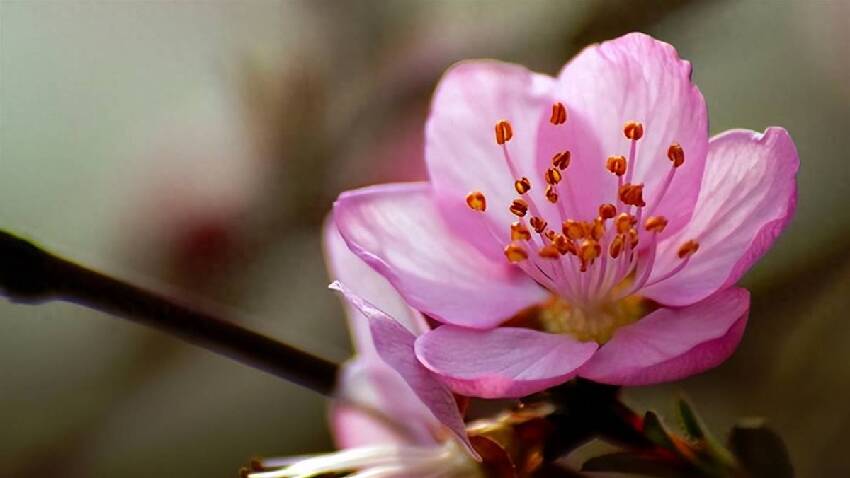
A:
[728,420,794,478]
[674,396,737,470]
[644,411,677,451]
[582,452,691,478]
[676,397,706,441]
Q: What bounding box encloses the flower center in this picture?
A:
[537,292,648,344]
[466,103,700,338]
[505,278,653,344]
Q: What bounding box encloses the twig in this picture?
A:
[0,230,339,396]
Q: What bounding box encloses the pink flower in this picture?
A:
[333,33,799,398]
[243,223,482,478]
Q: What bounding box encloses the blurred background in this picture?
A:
[0,1,848,476]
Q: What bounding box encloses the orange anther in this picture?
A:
[509,198,528,217]
[590,218,605,240]
[495,120,513,145]
[510,221,531,241]
[466,191,486,212]
[644,216,668,234]
[550,102,567,125]
[545,185,559,203]
[579,239,601,271]
[606,155,627,176]
[624,121,644,140]
[514,177,531,194]
[552,151,571,170]
[628,228,640,248]
[678,239,700,259]
[619,183,646,207]
[562,219,585,240]
[553,234,573,255]
[504,243,528,263]
[599,203,617,220]
[609,234,625,258]
[668,143,685,168]
[615,213,636,233]
[529,216,548,233]
[538,244,560,259]
[545,168,562,185]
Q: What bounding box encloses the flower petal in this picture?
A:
[579,287,750,385]
[324,216,427,355]
[641,128,799,306]
[415,326,598,398]
[334,183,547,329]
[539,33,708,236]
[332,358,437,448]
[330,282,478,459]
[425,61,558,248]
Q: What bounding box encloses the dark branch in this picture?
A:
[0,230,339,396]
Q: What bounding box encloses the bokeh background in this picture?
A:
[1,1,848,476]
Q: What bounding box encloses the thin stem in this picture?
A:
[0,230,339,396]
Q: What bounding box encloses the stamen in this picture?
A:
[590,218,605,240]
[545,185,559,203]
[465,191,486,212]
[599,203,617,220]
[678,239,699,259]
[609,234,625,258]
[645,143,686,218]
[619,183,646,207]
[615,226,661,300]
[529,216,547,233]
[544,168,562,185]
[578,239,601,272]
[640,240,700,290]
[667,143,685,168]
[509,198,528,217]
[539,244,560,259]
[514,177,532,194]
[553,234,575,255]
[504,243,529,263]
[563,220,585,240]
[623,121,644,141]
[550,102,567,125]
[644,216,668,234]
[606,155,627,176]
[627,228,639,248]
[552,151,571,170]
[615,213,636,233]
[495,120,513,145]
[544,229,557,241]
[510,221,531,241]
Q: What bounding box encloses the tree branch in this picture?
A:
[0,230,339,396]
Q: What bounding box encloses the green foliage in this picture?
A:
[580,395,794,478]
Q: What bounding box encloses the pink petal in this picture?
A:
[323,216,427,356]
[539,33,708,236]
[332,358,437,448]
[332,404,402,448]
[579,287,750,385]
[415,326,598,398]
[425,61,559,253]
[334,183,547,329]
[641,128,799,306]
[330,282,478,459]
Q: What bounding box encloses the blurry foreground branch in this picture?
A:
[0,230,339,396]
